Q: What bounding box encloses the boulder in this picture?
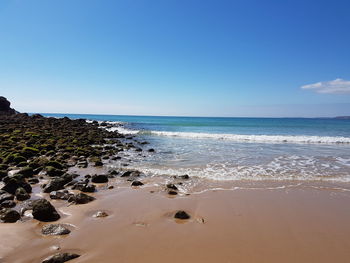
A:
[42,224,71,236]
[32,199,60,222]
[42,253,80,263]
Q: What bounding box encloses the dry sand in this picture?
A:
[1,181,350,263]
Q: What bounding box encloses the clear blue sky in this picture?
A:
[0,0,349,117]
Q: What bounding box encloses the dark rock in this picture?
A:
[42,224,71,236]
[179,174,190,180]
[174,210,190,220]
[94,160,103,166]
[0,96,17,115]
[0,192,14,204]
[32,199,60,222]
[91,174,108,183]
[0,209,21,222]
[72,182,95,193]
[15,187,30,201]
[69,193,95,204]
[17,167,34,178]
[28,178,39,184]
[50,190,73,200]
[0,200,16,208]
[166,183,178,190]
[121,170,141,177]
[168,190,178,195]
[46,166,65,177]
[148,148,155,152]
[43,178,68,193]
[2,177,32,195]
[42,253,80,263]
[131,180,144,186]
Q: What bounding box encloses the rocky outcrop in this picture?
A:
[0,97,17,115]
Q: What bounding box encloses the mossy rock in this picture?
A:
[46,161,63,170]
[18,167,34,178]
[21,147,40,158]
[13,155,27,164]
[46,166,64,177]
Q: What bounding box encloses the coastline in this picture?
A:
[1,110,350,262]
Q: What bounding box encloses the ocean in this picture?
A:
[42,114,350,183]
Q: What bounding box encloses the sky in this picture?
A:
[0,0,349,117]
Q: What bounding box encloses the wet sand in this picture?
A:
[1,181,350,263]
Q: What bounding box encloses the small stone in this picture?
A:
[174,210,190,220]
[179,174,190,180]
[166,183,178,190]
[42,224,71,236]
[131,180,144,186]
[93,211,108,218]
[70,193,95,204]
[168,190,178,195]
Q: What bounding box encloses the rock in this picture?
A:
[91,174,108,183]
[148,148,155,152]
[46,166,65,177]
[121,170,141,177]
[17,167,34,178]
[76,160,88,168]
[166,183,178,190]
[0,96,16,115]
[94,160,103,166]
[72,182,95,193]
[69,193,95,204]
[32,199,60,222]
[168,190,178,195]
[174,210,190,220]
[50,190,73,200]
[108,185,114,189]
[1,209,21,222]
[179,174,190,180]
[0,192,14,204]
[43,178,66,193]
[2,177,32,195]
[0,200,16,208]
[42,224,71,236]
[131,180,144,186]
[15,187,30,201]
[93,211,108,218]
[42,253,80,263]
[28,178,39,184]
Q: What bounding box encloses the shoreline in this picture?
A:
[1,180,350,262]
[1,111,350,262]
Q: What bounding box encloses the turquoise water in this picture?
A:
[41,113,350,182]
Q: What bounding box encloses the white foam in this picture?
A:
[143,130,350,144]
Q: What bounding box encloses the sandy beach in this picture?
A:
[1,178,350,263]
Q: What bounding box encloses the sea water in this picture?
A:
[42,114,350,182]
